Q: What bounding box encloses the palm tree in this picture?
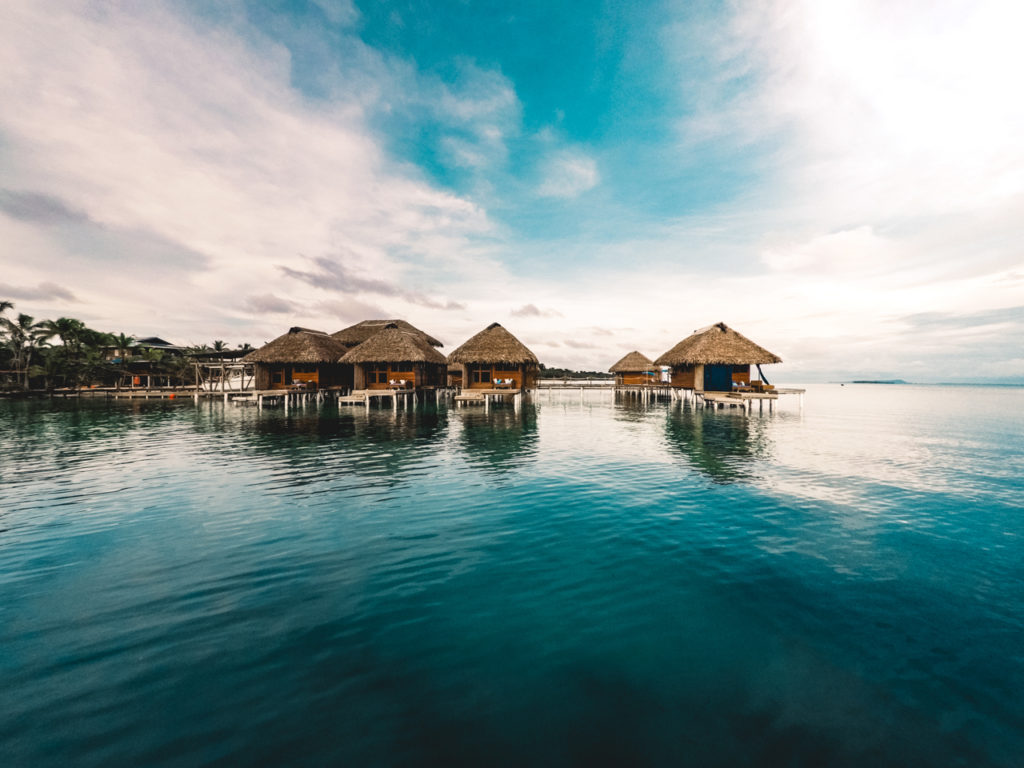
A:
[1,313,49,389]
[38,317,87,387]
[31,346,64,392]
[212,339,227,352]
[0,302,11,383]
[111,333,135,390]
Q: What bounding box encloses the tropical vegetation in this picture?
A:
[0,300,250,393]
[537,364,613,380]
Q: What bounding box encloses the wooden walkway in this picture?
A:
[28,382,806,413]
[338,388,456,408]
[698,388,805,411]
[454,388,524,409]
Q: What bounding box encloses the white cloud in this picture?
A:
[760,226,898,276]
[0,0,496,342]
[637,0,1024,379]
[689,0,1024,224]
[537,150,599,198]
[0,281,77,302]
[310,0,359,27]
[1,0,1020,380]
[511,303,562,318]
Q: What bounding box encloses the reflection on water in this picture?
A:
[454,403,539,476]
[663,405,774,484]
[1,386,1023,768]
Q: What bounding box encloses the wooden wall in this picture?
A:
[670,365,697,389]
[731,365,750,385]
[256,363,352,390]
[464,363,538,389]
[358,362,446,390]
[617,372,655,386]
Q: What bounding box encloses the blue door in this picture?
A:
[703,365,732,391]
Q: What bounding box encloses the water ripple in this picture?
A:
[1,388,1022,767]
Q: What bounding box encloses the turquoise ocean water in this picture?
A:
[1,384,1022,766]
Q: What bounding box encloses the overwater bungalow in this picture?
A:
[339,323,447,391]
[654,322,782,393]
[332,319,443,350]
[243,327,351,390]
[447,322,539,391]
[609,350,657,387]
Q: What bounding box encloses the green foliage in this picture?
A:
[0,311,190,392]
[538,366,613,379]
[1,312,50,389]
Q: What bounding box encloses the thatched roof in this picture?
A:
[447,322,539,365]
[339,324,447,364]
[654,322,782,366]
[332,319,442,348]
[609,350,654,373]
[243,327,348,364]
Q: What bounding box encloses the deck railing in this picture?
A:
[537,378,615,388]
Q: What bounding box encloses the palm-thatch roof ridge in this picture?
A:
[447,322,539,365]
[332,319,443,348]
[339,324,447,364]
[654,322,782,366]
[609,350,654,372]
[243,327,348,364]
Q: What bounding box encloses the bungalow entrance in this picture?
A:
[703,365,733,392]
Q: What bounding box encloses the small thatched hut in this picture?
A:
[339,323,447,390]
[244,327,351,390]
[609,350,657,387]
[653,322,782,392]
[447,322,540,391]
[332,319,443,349]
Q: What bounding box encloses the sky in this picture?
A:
[1,0,1022,382]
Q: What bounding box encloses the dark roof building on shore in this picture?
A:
[448,322,540,391]
[609,350,656,387]
[332,319,443,349]
[134,336,184,351]
[339,323,447,390]
[654,322,782,392]
[243,327,351,390]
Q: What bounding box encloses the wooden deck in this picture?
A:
[697,389,807,411]
[338,388,456,408]
[454,388,523,408]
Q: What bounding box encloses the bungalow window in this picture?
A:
[271,368,286,385]
[391,367,414,381]
[369,366,388,384]
[470,364,491,383]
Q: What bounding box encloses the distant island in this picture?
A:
[850,379,909,385]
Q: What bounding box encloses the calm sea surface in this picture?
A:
[1,385,1022,767]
